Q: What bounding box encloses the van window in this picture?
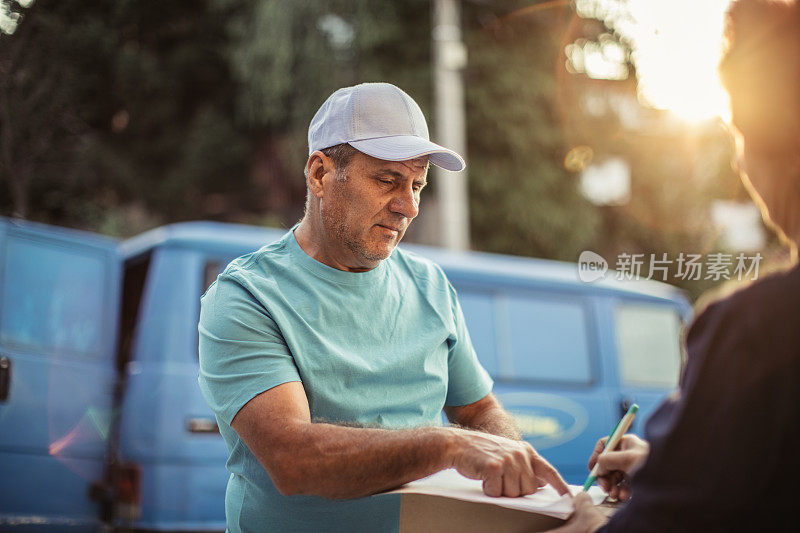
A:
[615,303,682,388]
[504,294,593,384]
[118,253,151,371]
[457,290,499,377]
[1,237,105,357]
[203,260,222,294]
[193,258,231,361]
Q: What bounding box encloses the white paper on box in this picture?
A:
[387,468,607,520]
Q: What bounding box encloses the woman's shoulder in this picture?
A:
[734,263,797,311]
[695,264,799,322]
[686,264,800,363]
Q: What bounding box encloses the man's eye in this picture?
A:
[378,178,393,185]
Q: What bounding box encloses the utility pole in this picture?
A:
[432,0,469,250]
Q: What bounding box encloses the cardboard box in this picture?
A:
[400,493,565,532]
[390,469,612,532]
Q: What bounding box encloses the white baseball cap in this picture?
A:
[307,82,466,172]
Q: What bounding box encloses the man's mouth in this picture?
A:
[377,224,403,233]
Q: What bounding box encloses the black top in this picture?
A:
[600,265,800,532]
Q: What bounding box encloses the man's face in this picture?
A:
[319,151,428,271]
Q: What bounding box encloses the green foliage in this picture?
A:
[1,0,112,222]
[1,0,249,232]
[1,0,747,301]
[218,0,433,221]
[463,1,600,260]
[2,0,600,257]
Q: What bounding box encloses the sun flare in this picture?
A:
[579,0,734,123]
[628,0,732,122]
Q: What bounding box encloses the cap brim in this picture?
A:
[348,135,466,172]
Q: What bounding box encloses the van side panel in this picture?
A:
[0,219,120,531]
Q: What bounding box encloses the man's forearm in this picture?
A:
[263,422,456,499]
[241,388,567,500]
[445,395,523,441]
[462,406,522,441]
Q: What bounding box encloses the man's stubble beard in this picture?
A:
[321,179,391,265]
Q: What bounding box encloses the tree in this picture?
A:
[462,0,601,260]
[218,0,434,226]
[1,0,114,221]
[1,0,249,233]
[3,0,748,302]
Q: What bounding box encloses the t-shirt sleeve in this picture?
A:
[443,281,494,406]
[198,272,301,426]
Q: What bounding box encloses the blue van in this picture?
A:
[0,217,690,530]
[0,218,122,531]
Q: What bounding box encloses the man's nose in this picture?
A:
[389,186,419,220]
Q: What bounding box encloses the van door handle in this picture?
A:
[186,417,219,434]
[0,357,10,402]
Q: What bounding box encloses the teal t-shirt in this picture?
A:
[198,228,492,533]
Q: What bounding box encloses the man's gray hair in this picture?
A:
[304,143,359,213]
[305,143,359,182]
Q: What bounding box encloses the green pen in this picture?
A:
[582,403,639,492]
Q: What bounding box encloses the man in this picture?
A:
[198,82,568,532]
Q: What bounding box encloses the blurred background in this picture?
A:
[0,0,789,301]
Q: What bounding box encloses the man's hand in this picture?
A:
[451,429,570,497]
[587,434,649,501]
[544,493,607,533]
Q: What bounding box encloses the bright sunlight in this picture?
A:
[578,0,733,123]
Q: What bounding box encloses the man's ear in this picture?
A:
[306,151,336,199]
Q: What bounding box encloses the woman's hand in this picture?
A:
[587,434,649,501]
[544,493,608,533]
